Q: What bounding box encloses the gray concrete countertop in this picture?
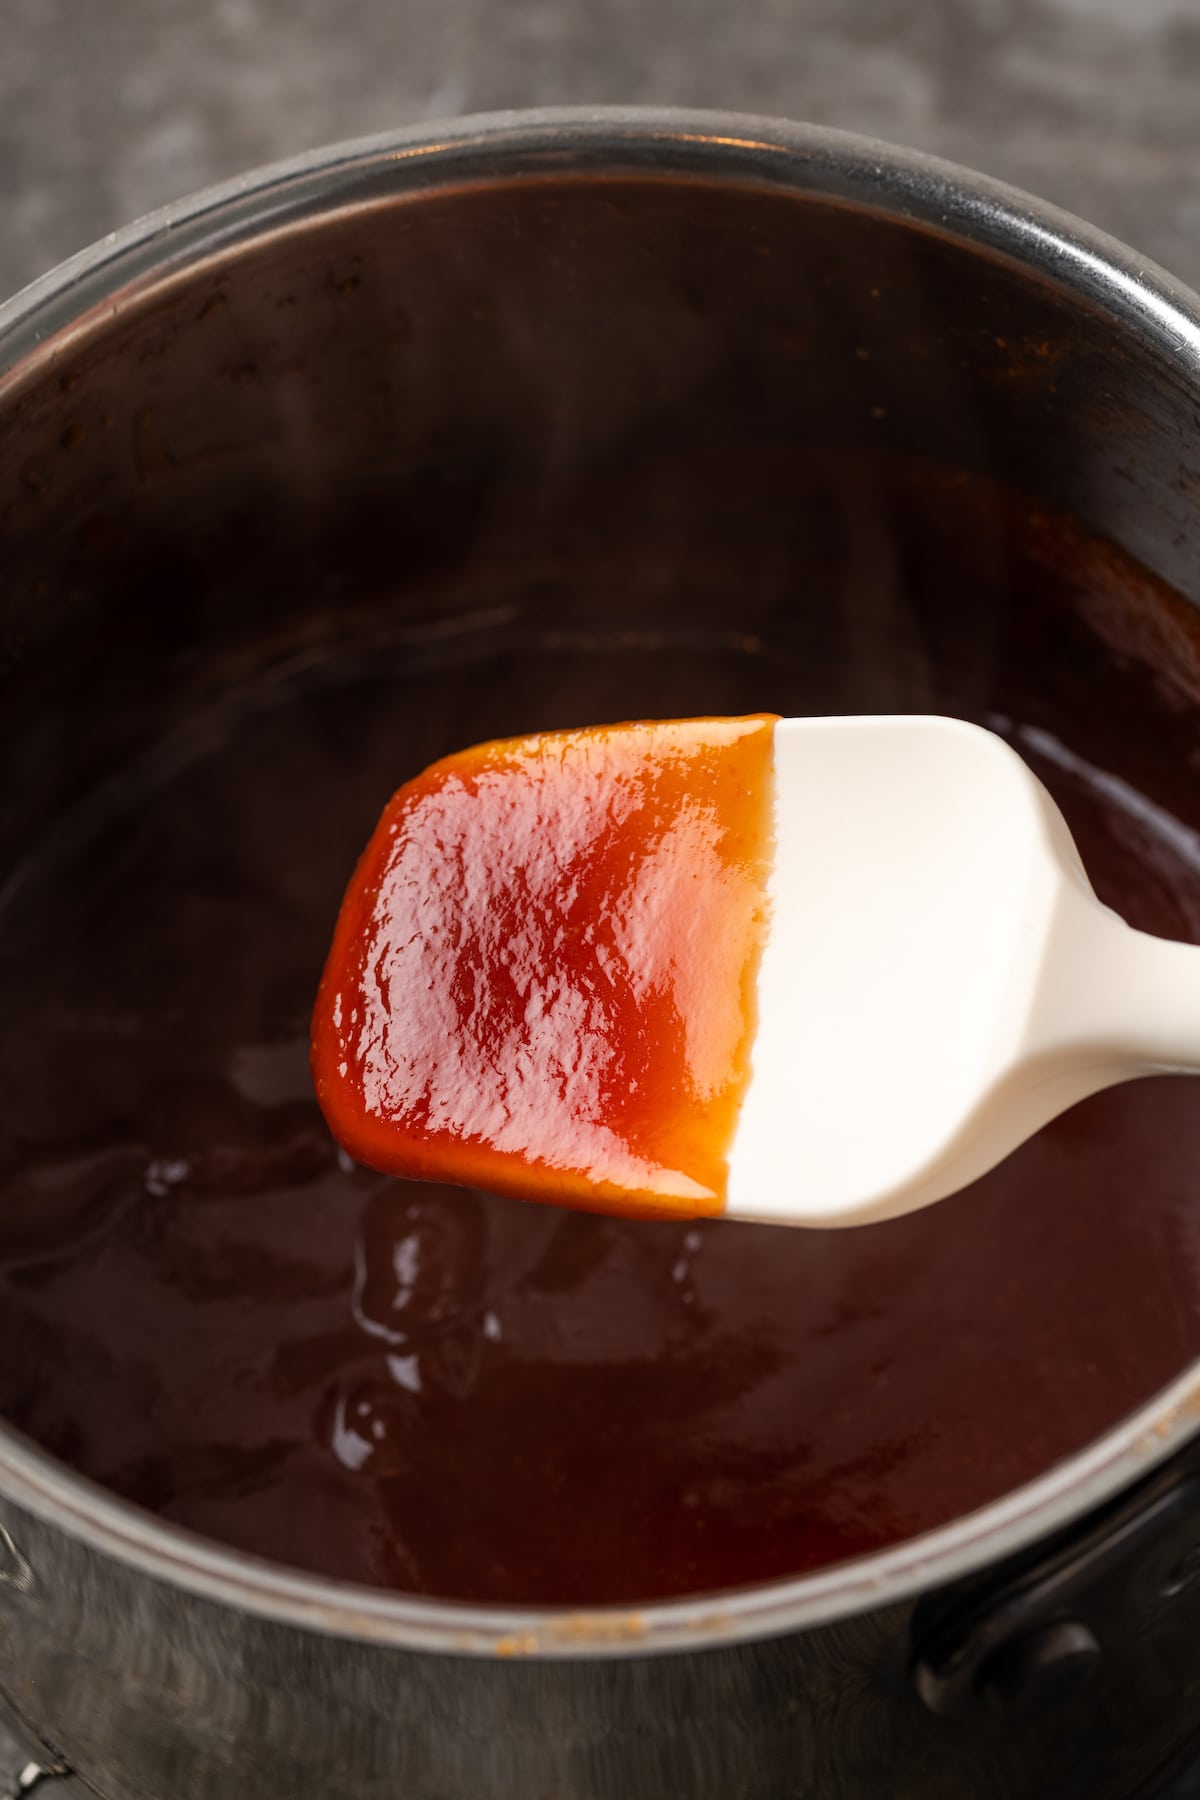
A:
[2,1,1200,1793]
[2,0,1200,302]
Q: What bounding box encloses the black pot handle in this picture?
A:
[910,1433,1200,1719]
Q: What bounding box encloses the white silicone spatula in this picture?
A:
[732,714,1200,1227]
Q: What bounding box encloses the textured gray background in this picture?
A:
[3,0,1200,303]
[3,0,1200,1792]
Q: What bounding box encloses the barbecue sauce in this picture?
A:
[4,464,1200,1606]
[312,716,776,1217]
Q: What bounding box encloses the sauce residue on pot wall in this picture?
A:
[311,715,776,1217]
[4,462,1200,1607]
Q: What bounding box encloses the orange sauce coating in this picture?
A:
[311,716,777,1216]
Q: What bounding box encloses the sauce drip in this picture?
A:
[312,717,776,1216]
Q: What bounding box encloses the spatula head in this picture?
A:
[313,712,1096,1228]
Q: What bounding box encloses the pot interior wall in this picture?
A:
[3,171,1200,1605]
[3,179,1199,862]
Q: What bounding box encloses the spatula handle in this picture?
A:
[1030,882,1200,1076]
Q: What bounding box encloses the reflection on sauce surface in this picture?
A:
[3,464,1200,1605]
[312,716,776,1216]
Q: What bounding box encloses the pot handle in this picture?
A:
[910,1432,1200,1719]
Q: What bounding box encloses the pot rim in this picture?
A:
[3,105,1200,1660]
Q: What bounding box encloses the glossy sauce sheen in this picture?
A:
[312,717,776,1216]
[5,466,1200,1606]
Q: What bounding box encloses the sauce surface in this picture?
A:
[312,717,776,1216]
[3,462,1200,1606]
